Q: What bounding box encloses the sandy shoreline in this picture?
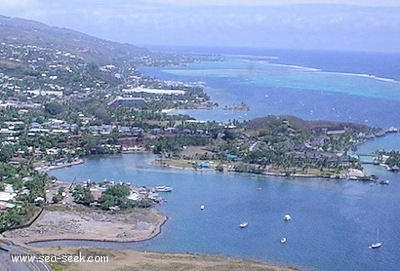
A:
[153,159,339,179]
[2,206,167,244]
[40,159,85,172]
[161,108,177,113]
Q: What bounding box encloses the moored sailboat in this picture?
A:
[369,229,382,249]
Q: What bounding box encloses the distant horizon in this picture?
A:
[0,12,398,55]
[0,1,399,53]
[140,43,400,55]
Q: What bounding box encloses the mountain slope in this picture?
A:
[0,15,147,64]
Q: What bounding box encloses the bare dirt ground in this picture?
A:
[2,206,166,243]
[33,246,302,271]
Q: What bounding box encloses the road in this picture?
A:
[0,242,51,271]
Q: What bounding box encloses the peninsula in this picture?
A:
[152,115,380,180]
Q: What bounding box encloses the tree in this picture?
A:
[98,184,131,210]
[215,164,224,172]
[72,185,94,206]
[44,102,63,115]
[52,187,65,203]
[103,184,130,199]
[98,194,115,210]
[0,146,13,162]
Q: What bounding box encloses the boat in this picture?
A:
[283,214,291,221]
[280,237,287,244]
[369,242,382,249]
[155,185,173,192]
[379,180,389,185]
[200,204,205,210]
[369,229,383,249]
[239,222,249,228]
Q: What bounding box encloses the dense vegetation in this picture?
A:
[71,183,152,210]
[375,150,400,169]
[0,164,47,232]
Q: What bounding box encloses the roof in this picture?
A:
[0,191,16,202]
[198,162,211,168]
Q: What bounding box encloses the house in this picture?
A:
[119,126,131,133]
[226,154,239,161]
[198,162,211,168]
[0,191,16,204]
[0,203,7,212]
[326,126,346,136]
[165,127,176,133]
[151,128,162,135]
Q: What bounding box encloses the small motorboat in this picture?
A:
[239,222,249,228]
[369,229,382,249]
[283,214,291,221]
[155,185,173,192]
[200,204,205,210]
[369,242,382,249]
[280,237,287,244]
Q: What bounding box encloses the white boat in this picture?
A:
[155,185,173,192]
[239,222,249,228]
[369,229,383,249]
[200,204,205,210]
[369,242,382,249]
[283,214,291,221]
[280,237,287,244]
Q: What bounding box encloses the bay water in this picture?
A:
[41,150,400,271]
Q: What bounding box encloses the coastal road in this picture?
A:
[0,242,51,271]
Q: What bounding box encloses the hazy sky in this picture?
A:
[0,0,399,52]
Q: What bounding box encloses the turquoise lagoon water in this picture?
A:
[140,50,400,128]
[35,50,400,271]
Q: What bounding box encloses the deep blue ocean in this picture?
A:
[34,48,400,271]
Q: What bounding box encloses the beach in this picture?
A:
[37,159,85,172]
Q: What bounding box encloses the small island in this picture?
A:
[222,102,250,111]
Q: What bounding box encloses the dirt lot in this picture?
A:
[33,246,302,271]
[2,206,166,243]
